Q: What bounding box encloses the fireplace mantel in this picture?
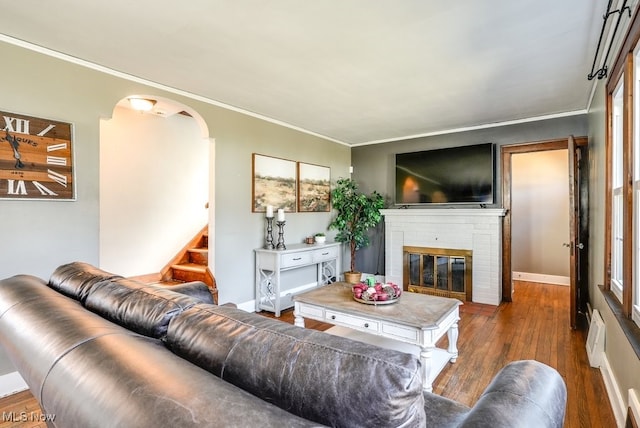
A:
[381,208,507,218]
[381,208,506,305]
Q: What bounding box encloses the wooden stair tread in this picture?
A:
[151,280,185,286]
[153,225,217,304]
[171,263,207,273]
[188,247,208,253]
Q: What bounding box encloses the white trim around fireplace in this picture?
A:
[381,209,507,306]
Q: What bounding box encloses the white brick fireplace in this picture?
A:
[381,208,507,305]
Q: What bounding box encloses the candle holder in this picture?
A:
[264,217,275,249]
[276,221,286,250]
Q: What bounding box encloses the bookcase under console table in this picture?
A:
[254,242,341,317]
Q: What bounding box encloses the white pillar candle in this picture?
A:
[277,209,285,222]
[266,205,274,218]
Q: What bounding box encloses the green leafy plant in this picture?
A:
[329,177,384,273]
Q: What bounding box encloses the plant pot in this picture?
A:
[315,236,326,244]
[344,271,362,284]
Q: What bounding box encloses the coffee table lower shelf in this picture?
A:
[324,325,455,385]
[292,284,461,393]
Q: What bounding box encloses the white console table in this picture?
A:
[255,242,341,317]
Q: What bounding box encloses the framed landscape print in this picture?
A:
[0,111,75,200]
[297,162,330,212]
[252,153,296,212]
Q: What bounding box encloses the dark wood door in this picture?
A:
[501,136,588,329]
[568,136,579,329]
[568,135,589,329]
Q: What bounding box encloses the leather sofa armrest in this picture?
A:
[459,360,567,428]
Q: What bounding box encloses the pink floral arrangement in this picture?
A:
[352,281,402,302]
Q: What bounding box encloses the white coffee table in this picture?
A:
[293,283,461,392]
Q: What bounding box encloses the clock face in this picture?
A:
[0,110,75,200]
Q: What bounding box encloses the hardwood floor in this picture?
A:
[0,390,47,428]
[0,281,615,427]
[268,281,616,427]
[433,281,616,428]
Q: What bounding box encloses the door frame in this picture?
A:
[501,137,588,327]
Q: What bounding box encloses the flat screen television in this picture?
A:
[395,143,495,205]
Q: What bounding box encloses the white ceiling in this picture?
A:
[0,1,610,145]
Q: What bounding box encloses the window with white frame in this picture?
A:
[612,78,625,303]
[606,3,640,332]
[634,46,640,326]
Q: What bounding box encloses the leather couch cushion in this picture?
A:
[49,261,122,302]
[166,304,426,428]
[83,278,202,339]
[49,262,213,339]
[49,262,214,305]
[159,281,214,304]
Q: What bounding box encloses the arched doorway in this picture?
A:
[99,96,213,277]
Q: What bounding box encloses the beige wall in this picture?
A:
[588,75,640,421]
[351,116,588,275]
[0,40,349,376]
[511,150,570,277]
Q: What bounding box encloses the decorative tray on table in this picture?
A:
[351,281,402,305]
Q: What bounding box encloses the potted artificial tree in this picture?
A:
[329,177,384,283]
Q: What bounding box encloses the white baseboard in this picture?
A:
[0,371,27,398]
[235,300,256,312]
[512,271,569,286]
[599,353,626,427]
[629,389,640,428]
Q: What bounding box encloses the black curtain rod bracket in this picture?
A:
[588,1,632,81]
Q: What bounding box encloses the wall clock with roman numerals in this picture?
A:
[0,110,75,200]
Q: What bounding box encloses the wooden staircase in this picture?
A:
[132,225,218,304]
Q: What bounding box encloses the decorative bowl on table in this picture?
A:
[352,282,402,305]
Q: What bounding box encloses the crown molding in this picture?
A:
[0,34,350,147]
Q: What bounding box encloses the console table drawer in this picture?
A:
[381,323,419,342]
[281,252,313,268]
[325,310,379,332]
[312,246,339,262]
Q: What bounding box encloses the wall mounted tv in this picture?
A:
[395,143,495,205]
